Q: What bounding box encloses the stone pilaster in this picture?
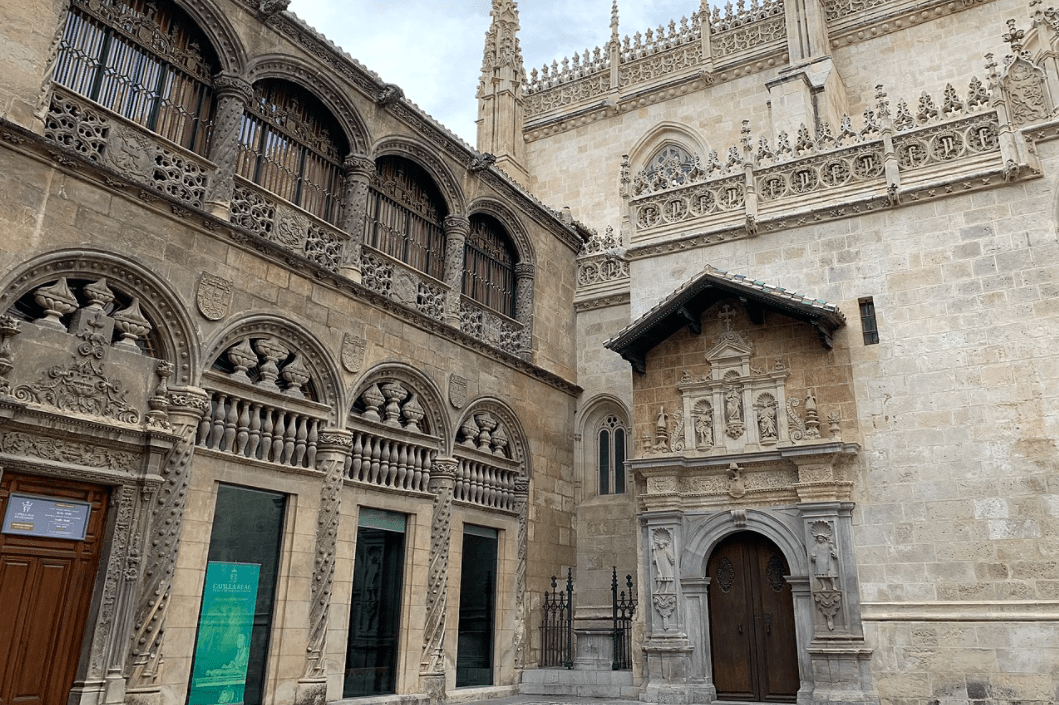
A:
[441,216,470,327]
[512,477,529,670]
[125,388,210,705]
[204,74,253,219]
[419,459,457,704]
[339,155,376,283]
[296,430,352,705]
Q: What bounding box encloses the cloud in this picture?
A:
[288,0,703,144]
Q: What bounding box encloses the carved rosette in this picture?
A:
[512,477,529,669]
[421,459,457,677]
[304,430,352,680]
[126,387,209,690]
[442,215,470,325]
[206,74,253,209]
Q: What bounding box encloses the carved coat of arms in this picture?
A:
[341,333,366,373]
[196,274,233,321]
[448,374,468,409]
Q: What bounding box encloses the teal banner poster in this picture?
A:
[188,562,261,705]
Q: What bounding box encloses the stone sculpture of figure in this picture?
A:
[810,523,839,591]
[695,408,713,447]
[651,528,675,593]
[758,401,777,439]
[726,388,742,423]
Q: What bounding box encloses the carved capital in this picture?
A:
[515,262,536,279]
[316,429,354,454]
[429,458,459,485]
[166,387,210,419]
[443,215,471,236]
[212,73,253,104]
[343,155,376,178]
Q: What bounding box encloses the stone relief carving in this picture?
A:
[756,393,778,444]
[88,484,137,677]
[809,520,839,590]
[0,314,22,396]
[1003,57,1050,125]
[44,91,109,162]
[512,478,529,669]
[0,431,137,470]
[651,527,677,631]
[15,354,140,424]
[341,333,366,373]
[693,399,713,448]
[196,273,233,321]
[421,460,455,675]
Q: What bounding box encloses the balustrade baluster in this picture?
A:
[247,403,262,459]
[351,431,364,479]
[387,441,400,487]
[411,447,423,491]
[472,463,483,504]
[396,443,408,489]
[282,413,298,465]
[293,415,308,467]
[221,397,239,452]
[305,419,319,468]
[368,436,382,483]
[261,407,276,462]
[209,394,228,448]
[484,466,496,507]
[197,398,214,445]
[421,451,433,489]
[456,460,468,501]
[235,399,251,455]
[271,411,287,463]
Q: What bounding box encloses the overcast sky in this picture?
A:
[287,0,700,146]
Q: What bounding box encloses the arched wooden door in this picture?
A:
[0,472,108,705]
[706,531,799,702]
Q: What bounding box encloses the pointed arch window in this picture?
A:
[52,0,217,154]
[237,80,348,224]
[464,215,516,318]
[366,156,448,280]
[598,415,627,495]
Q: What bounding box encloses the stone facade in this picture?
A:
[477,0,1059,704]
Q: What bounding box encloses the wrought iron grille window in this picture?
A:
[365,157,447,280]
[53,0,216,155]
[598,415,627,495]
[464,215,516,318]
[237,80,347,225]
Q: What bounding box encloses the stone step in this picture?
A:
[519,668,637,699]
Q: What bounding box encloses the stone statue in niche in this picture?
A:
[756,394,778,443]
[810,521,839,591]
[724,385,745,439]
[651,528,675,593]
[693,400,713,448]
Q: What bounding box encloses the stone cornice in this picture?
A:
[862,600,1059,622]
[629,441,860,472]
[0,122,582,399]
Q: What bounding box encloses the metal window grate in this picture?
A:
[464,215,516,318]
[366,157,447,280]
[54,1,215,155]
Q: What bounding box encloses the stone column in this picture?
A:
[125,388,210,705]
[441,215,470,328]
[204,74,253,219]
[419,459,457,705]
[296,430,352,705]
[513,262,535,359]
[641,512,693,704]
[338,155,376,283]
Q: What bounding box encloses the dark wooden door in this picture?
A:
[707,531,799,702]
[0,473,108,705]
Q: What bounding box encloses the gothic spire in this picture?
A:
[610,0,620,46]
[477,0,525,99]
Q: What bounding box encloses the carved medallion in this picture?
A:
[448,374,468,409]
[716,557,735,593]
[341,333,366,373]
[391,269,418,306]
[767,556,786,592]
[196,273,232,321]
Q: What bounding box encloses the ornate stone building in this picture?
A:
[476,0,1059,705]
[0,0,1057,704]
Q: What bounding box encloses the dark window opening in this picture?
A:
[366,156,448,280]
[463,214,516,318]
[859,297,879,345]
[598,415,627,495]
[344,508,407,698]
[237,79,348,224]
[456,525,498,687]
[54,0,217,154]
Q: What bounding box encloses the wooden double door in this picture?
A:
[706,531,799,702]
[0,473,108,705]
